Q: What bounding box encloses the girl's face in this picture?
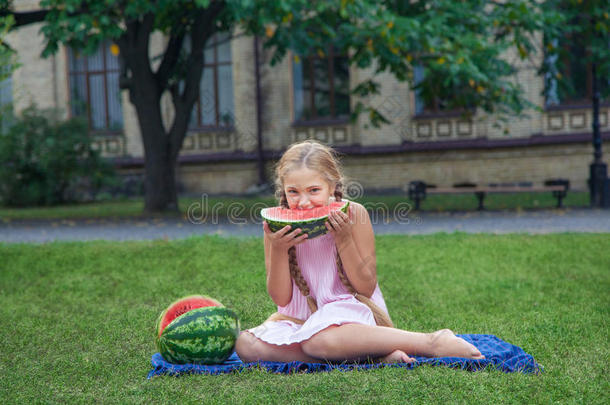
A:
[283,167,334,210]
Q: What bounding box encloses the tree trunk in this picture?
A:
[132,87,179,213]
[117,8,223,213]
[144,144,178,212]
[117,15,180,213]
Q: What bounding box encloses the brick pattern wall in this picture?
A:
[545,109,609,134]
[166,144,608,195]
[8,5,609,194]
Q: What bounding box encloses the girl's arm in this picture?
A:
[264,232,293,307]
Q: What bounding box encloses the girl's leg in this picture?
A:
[235,330,415,364]
[300,324,484,363]
[235,330,322,363]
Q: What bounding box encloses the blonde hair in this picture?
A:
[265,140,394,328]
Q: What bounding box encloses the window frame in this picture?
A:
[0,64,13,127]
[189,33,235,131]
[292,47,351,125]
[413,64,474,118]
[66,40,123,135]
[544,14,610,110]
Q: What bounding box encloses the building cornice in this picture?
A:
[111,131,610,168]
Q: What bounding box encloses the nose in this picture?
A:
[298,196,311,209]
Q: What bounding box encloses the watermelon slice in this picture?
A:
[155,295,224,337]
[261,199,350,240]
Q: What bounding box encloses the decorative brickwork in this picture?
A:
[7,5,608,195]
[545,108,609,134]
[291,123,352,146]
[92,135,126,157]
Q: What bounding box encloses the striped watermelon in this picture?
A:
[155,295,223,338]
[261,199,350,240]
[156,306,241,365]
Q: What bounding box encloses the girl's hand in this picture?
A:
[326,205,354,244]
[263,221,308,251]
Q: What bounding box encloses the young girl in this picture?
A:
[235,140,484,364]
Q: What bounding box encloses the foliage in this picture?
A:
[34,1,573,126]
[0,13,16,81]
[540,0,610,103]
[241,0,566,127]
[0,105,117,206]
[0,6,19,99]
[3,1,604,211]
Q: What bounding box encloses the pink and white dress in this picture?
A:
[247,231,391,346]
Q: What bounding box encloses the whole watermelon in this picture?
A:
[156,306,240,365]
[155,294,224,339]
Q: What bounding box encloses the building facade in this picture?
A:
[4,1,610,196]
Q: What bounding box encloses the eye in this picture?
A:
[311,188,320,192]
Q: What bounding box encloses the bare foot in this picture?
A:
[377,349,416,364]
[430,329,485,359]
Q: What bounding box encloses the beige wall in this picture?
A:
[6,6,610,194]
[168,144,608,195]
[7,21,69,117]
[342,144,608,193]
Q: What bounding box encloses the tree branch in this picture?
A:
[155,32,185,90]
[139,13,155,46]
[0,9,49,27]
[118,13,157,105]
[168,1,226,160]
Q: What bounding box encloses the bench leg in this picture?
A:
[556,192,566,209]
[475,192,486,211]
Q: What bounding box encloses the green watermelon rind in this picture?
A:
[157,307,240,365]
[261,200,350,240]
[156,306,241,365]
[155,294,224,338]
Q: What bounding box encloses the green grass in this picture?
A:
[1,233,608,403]
[411,190,589,212]
[0,196,269,221]
[0,191,590,221]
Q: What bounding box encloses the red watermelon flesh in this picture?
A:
[262,201,347,221]
[156,295,224,337]
[261,199,350,239]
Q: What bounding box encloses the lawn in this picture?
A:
[1,233,608,403]
[0,191,590,221]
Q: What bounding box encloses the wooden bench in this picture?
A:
[407,179,570,210]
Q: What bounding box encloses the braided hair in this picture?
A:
[269,141,394,328]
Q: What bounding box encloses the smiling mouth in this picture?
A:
[295,205,318,210]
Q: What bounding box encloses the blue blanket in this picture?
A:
[147,334,542,378]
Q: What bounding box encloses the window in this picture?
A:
[544,19,609,107]
[0,64,12,131]
[293,47,350,122]
[67,41,123,132]
[190,32,234,129]
[414,65,469,116]
[0,66,11,105]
